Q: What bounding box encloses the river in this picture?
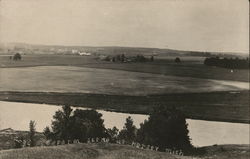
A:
[0,101,249,147]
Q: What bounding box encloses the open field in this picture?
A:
[0,91,249,123]
[0,54,248,82]
[0,143,249,159]
[0,54,249,123]
[0,66,248,95]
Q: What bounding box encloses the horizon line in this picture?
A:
[0,41,249,55]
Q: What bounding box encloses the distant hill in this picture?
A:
[0,42,248,58]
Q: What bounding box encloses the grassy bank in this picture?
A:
[0,54,248,82]
[0,143,249,159]
[0,91,249,123]
[0,143,180,159]
[0,132,45,150]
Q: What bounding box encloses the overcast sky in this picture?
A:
[0,0,249,53]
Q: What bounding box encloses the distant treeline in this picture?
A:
[102,54,154,63]
[204,57,249,69]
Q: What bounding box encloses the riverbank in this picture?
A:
[0,91,249,124]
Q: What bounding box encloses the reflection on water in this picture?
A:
[0,101,249,147]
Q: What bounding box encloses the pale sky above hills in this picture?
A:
[0,0,249,53]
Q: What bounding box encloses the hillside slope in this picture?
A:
[0,143,249,159]
[0,143,187,159]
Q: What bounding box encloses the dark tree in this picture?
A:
[51,105,73,143]
[29,120,36,147]
[107,126,119,142]
[47,106,107,143]
[150,55,154,62]
[112,57,116,62]
[43,126,54,140]
[174,57,181,63]
[136,106,192,152]
[121,54,125,62]
[117,55,121,61]
[13,53,22,61]
[118,116,136,144]
[72,109,107,140]
[135,55,146,62]
[204,56,249,69]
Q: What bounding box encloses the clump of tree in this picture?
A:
[135,55,147,62]
[13,53,22,61]
[43,105,107,143]
[107,126,119,143]
[102,54,154,63]
[71,109,107,142]
[136,106,193,153]
[204,57,249,69]
[14,135,26,148]
[175,57,181,63]
[118,116,137,144]
[43,105,194,154]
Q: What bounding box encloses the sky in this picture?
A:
[0,0,249,53]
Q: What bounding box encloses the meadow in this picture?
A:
[0,66,248,95]
[0,54,249,123]
[0,54,248,82]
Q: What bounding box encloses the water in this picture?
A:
[0,101,249,147]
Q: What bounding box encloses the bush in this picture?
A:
[174,57,181,63]
[13,53,22,61]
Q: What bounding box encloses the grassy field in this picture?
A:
[0,54,249,123]
[0,91,249,123]
[0,54,248,82]
[0,66,248,95]
[0,143,249,159]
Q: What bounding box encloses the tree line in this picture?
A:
[102,54,154,63]
[42,105,193,153]
[204,57,249,69]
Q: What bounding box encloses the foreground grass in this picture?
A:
[0,143,183,159]
[0,143,249,159]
